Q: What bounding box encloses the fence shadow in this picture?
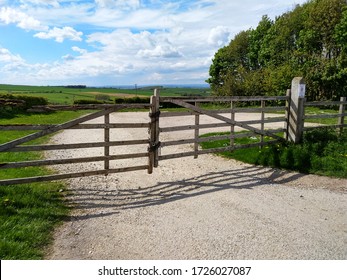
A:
[65,165,306,221]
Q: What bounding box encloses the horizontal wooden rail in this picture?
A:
[0,165,149,186]
[160,129,285,147]
[304,113,346,120]
[305,101,347,106]
[160,106,286,118]
[29,103,151,112]
[159,140,279,161]
[0,152,149,169]
[6,139,149,152]
[160,117,286,133]
[160,96,289,102]
[0,123,150,131]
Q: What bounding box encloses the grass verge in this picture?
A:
[200,128,347,178]
[0,110,92,259]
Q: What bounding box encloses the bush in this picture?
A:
[0,94,48,109]
[241,128,346,177]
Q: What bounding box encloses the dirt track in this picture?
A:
[46,112,347,260]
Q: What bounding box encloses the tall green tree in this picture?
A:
[207,0,347,100]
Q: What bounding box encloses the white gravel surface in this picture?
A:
[46,112,347,260]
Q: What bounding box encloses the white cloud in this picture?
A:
[208,26,231,47]
[19,0,61,8]
[72,46,87,54]
[95,0,140,10]
[0,47,25,64]
[0,0,310,85]
[138,45,182,58]
[0,7,47,31]
[62,54,75,61]
[34,26,83,42]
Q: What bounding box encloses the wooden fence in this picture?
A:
[0,104,151,186]
[303,97,347,133]
[155,94,288,162]
[0,77,346,186]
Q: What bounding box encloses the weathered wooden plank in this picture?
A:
[159,117,285,133]
[194,103,200,158]
[0,153,149,169]
[73,123,150,129]
[159,106,286,118]
[160,96,289,102]
[7,139,149,152]
[338,97,346,135]
[0,107,118,152]
[160,129,285,147]
[0,165,149,186]
[160,111,196,117]
[305,100,347,106]
[0,125,52,131]
[167,99,285,141]
[29,103,151,111]
[304,113,346,120]
[159,140,279,161]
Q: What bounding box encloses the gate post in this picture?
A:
[287,77,306,143]
[338,97,346,136]
[148,88,160,174]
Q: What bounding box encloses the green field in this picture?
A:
[0,84,211,105]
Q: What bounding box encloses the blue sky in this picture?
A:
[0,0,307,86]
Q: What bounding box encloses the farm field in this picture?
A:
[0,84,211,105]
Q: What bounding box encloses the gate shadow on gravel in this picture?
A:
[67,165,306,221]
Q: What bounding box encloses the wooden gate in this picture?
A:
[149,90,288,163]
[0,104,152,186]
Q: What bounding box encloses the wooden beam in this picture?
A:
[166,99,284,141]
[0,107,118,152]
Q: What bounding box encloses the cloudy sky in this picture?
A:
[0,0,307,86]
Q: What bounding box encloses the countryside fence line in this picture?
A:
[0,104,152,185]
[0,77,346,185]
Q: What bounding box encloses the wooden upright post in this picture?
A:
[230,101,235,147]
[194,102,200,159]
[148,88,160,174]
[104,112,110,173]
[260,100,265,145]
[288,77,306,143]
[338,97,346,135]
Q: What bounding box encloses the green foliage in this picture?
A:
[0,110,93,259]
[0,94,48,117]
[207,0,347,101]
[200,128,347,178]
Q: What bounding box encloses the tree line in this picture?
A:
[207,0,347,101]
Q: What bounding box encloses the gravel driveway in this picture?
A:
[46,112,347,259]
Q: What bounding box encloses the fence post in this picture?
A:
[338,97,346,135]
[288,77,306,143]
[230,101,235,147]
[260,100,265,146]
[104,111,110,174]
[148,88,160,174]
[284,89,291,141]
[194,102,200,159]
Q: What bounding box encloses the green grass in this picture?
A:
[304,107,341,125]
[0,84,211,105]
[0,110,92,259]
[200,128,347,178]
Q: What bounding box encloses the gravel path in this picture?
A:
[46,112,347,260]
